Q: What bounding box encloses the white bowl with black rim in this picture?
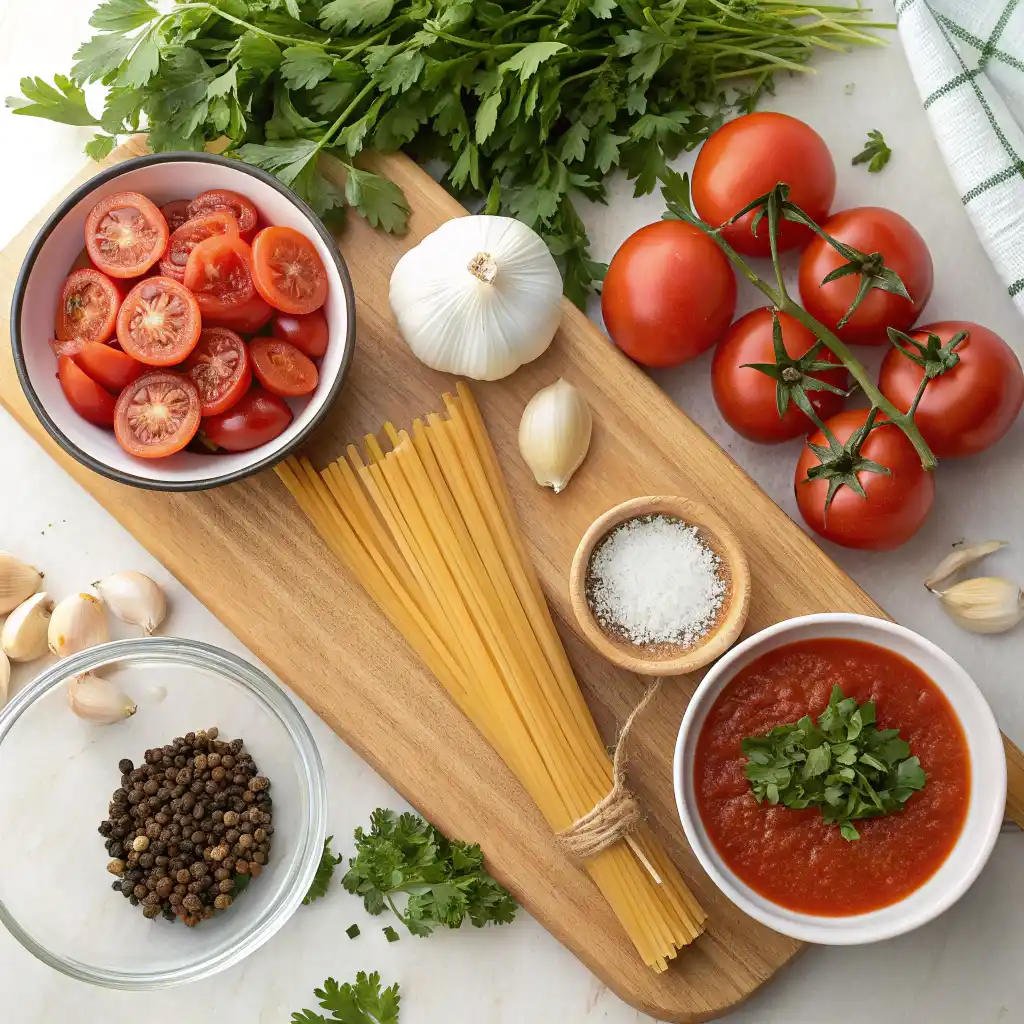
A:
[10,152,355,491]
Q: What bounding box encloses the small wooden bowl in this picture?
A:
[569,496,751,676]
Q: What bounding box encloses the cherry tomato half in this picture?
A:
[159,211,240,282]
[183,327,252,417]
[271,309,328,359]
[85,191,168,279]
[202,291,273,334]
[250,226,328,315]
[199,386,293,452]
[72,342,146,394]
[183,235,255,317]
[114,371,201,458]
[55,268,121,352]
[188,189,259,241]
[160,200,192,233]
[249,336,319,397]
[57,354,116,426]
[116,276,202,366]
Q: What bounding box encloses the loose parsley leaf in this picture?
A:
[6,75,99,126]
[303,835,343,905]
[85,133,117,161]
[345,923,360,939]
[852,128,892,173]
[341,165,410,232]
[383,925,400,942]
[292,972,400,1024]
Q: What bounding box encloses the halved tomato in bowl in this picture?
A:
[114,371,201,458]
[53,268,122,354]
[116,277,202,366]
[85,191,168,279]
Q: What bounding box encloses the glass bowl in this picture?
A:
[0,637,327,988]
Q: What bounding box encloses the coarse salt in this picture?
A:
[586,514,726,646]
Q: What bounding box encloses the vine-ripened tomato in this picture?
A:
[249,336,319,397]
[879,321,1024,458]
[202,292,274,334]
[601,220,736,367]
[711,308,848,443]
[183,327,252,417]
[188,189,259,241]
[72,342,146,394]
[85,191,168,279]
[116,276,202,366]
[114,371,201,458]
[57,354,117,426]
[691,112,836,257]
[183,234,255,317]
[199,386,293,452]
[159,211,240,281]
[799,207,933,345]
[795,409,935,551]
[160,200,192,233]
[271,309,328,359]
[250,226,328,315]
[54,268,121,352]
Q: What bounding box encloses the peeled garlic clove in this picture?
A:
[48,593,109,658]
[1,592,54,662]
[925,540,1008,592]
[0,552,42,615]
[67,672,136,724]
[518,378,593,494]
[937,576,1024,634]
[94,572,167,635]
[0,650,9,709]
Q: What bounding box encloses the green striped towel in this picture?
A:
[896,0,1024,308]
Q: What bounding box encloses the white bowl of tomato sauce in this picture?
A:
[11,153,355,490]
[674,613,1005,944]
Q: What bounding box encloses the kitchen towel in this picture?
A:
[896,0,1024,314]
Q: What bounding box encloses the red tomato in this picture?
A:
[691,113,836,257]
[183,327,252,417]
[57,354,116,426]
[879,320,1024,458]
[202,292,273,334]
[200,387,293,452]
[249,337,318,397]
[116,276,202,366]
[711,308,847,443]
[85,191,168,279]
[159,211,240,282]
[114,371,201,458]
[72,342,146,393]
[188,189,259,241]
[795,409,935,551]
[271,309,328,359]
[160,200,192,233]
[183,235,255,316]
[601,220,736,367]
[250,226,328,315]
[54,268,121,352]
[798,208,933,345]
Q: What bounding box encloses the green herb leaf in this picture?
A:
[383,925,400,942]
[292,972,400,1024]
[89,0,157,32]
[6,75,99,127]
[345,923,360,939]
[236,138,321,185]
[852,128,892,173]
[72,32,136,84]
[499,41,568,81]
[341,164,410,232]
[85,133,117,160]
[281,46,336,91]
[303,835,343,905]
[233,31,283,75]
[320,0,395,33]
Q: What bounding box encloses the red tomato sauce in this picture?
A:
[693,638,970,915]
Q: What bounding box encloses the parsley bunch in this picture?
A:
[742,685,927,841]
[292,971,400,1024]
[8,0,884,305]
[342,808,517,935]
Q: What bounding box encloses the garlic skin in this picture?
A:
[0,651,9,709]
[94,572,167,635]
[48,593,109,658]
[925,540,1008,592]
[1,592,53,662]
[937,577,1024,634]
[519,379,593,493]
[67,672,137,724]
[390,216,563,381]
[0,552,42,614]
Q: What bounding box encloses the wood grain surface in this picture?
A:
[2,138,1022,1022]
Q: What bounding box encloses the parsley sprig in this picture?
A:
[303,834,343,905]
[292,971,400,1024]
[742,685,927,841]
[852,128,892,173]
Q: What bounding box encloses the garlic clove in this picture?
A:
[518,378,593,494]
[48,593,109,658]
[924,540,1008,592]
[937,576,1024,634]
[1,592,54,662]
[67,672,137,724]
[94,572,167,635]
[0,650,9,709]
[0,552,43,615]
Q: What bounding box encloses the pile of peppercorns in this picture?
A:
[99,727,273,926]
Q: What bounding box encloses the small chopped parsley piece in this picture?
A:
[382,925,400,943]
[852,129,892,173]
[345,923,361,939]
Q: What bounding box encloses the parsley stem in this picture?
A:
[171,2,350,52]
[318,80,376,152]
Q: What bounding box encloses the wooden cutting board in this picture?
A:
[3,137,1023,1022]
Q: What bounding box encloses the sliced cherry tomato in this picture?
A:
[159,211,240,282]
[114,371,201,458]
[249,337,319,397]
[199,386,293,452]
[202,291,273,334]
[55,268,121,350]
[57,354,116,426]
[183,235,255,316]
[183,327,252,417]
[160,200,192,233]
[271,309,328,359]
[250,226,328,315]
[85,191,168,279]
[188,189,259,241]
[116,276,202,366]
[72,342,146,393]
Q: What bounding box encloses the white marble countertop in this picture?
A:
[2,2,1024,1021]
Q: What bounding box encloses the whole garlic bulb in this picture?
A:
[389,216,563,381]
[67,672,136,724]
[48,593,109,658]
[518,379,593,493]
[94,572,167,634]
[0,552,42,614]
[1,592,53,661]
